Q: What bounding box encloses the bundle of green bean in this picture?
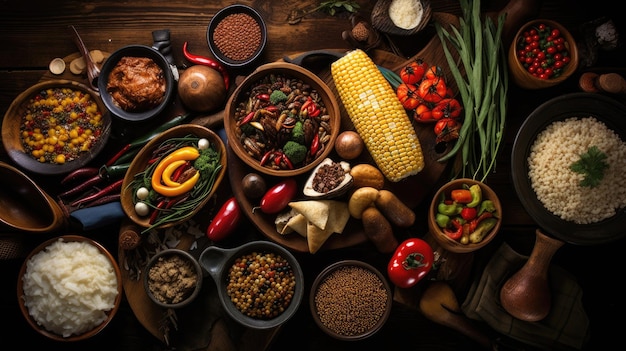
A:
[435,0,508,182]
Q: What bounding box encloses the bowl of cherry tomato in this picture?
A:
[427,178,502,253]
[508,19,579,89]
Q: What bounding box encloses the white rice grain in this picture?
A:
[528,116,626,224]
[21,239,118,338]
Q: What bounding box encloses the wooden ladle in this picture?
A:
[69,25,100,91]
[500,229,564,322]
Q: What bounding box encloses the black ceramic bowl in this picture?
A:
[511,92,626,245]
[199,241,304,329]
[206,4,267,69]
[97,45,175,122]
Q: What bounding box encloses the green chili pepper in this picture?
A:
[438,202,462,216]
[469,217,498,244]
[435,213,451,228]
[467,184,482,208]
[478,199,496,215]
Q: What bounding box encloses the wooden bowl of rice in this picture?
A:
[17,235,122,342]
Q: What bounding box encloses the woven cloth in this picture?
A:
[462,242,590,350]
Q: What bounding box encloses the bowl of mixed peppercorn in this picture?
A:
[224,61,341,178]
[428,178,502,253]
[508,19,579,89]
[199,240,304,329]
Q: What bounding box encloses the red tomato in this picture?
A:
[256,178,298,214]
[425,65,444,80]
[431,98,462,120]
[417,77,447,103]
[413,103,435,123]
[400,59,428,85]
[396,83,420,110]
[387,238,434,288]
[434,118,461,144]
[207,197,241,242]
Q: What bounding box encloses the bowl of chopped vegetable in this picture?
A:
[224,61,341,178]
[508,19,579,89]
[2,79,111,175]
[428,178,502,253]
[120,124,227,233]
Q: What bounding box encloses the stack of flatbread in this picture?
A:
[275,200,350,254]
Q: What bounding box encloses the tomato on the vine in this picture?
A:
[400,59,428,85]
[425,65,444,80]
[431,98,462,120]
[396,83,420,110]
[413,103,435,123]
[434,118,461,144]
[417,77,447,103]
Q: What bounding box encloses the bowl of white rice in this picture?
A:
[511,93,626,245]
[17,235,122,341]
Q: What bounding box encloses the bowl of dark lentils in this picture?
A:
[207,4,267,69]
[199,240,304,329]
[310,260,393,341]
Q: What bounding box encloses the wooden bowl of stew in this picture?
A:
[224,62,341,178]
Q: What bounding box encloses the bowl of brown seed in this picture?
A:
[310,260,393,341]
[143,249,203,309]
[206,4,267,69]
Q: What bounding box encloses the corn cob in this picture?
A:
[331,49,424,182]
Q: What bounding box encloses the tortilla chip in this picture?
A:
[288,201,330,230]
[326,201,350,234]
[283,213,308,237]
[306,222,334,254]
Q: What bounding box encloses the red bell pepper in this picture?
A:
[387,238,434,289]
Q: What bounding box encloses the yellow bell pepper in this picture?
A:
[151,146,200,197]
[161,159,187,187]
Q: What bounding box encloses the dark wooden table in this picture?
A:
[1,1,625,350]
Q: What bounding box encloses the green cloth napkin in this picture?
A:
[462,242,590,350]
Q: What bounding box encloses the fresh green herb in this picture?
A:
[288,1,360,24]
[570,146,609,188]
[435,0,508,183]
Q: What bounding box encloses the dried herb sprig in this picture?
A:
[288,1,360,24]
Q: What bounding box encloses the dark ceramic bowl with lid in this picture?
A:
[206,4,267,69]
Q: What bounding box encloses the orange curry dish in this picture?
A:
[106,56,166,112]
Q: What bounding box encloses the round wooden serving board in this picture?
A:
[228,12,460,253]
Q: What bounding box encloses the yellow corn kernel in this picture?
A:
[331,49,424,182]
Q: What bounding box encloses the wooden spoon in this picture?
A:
[69,25,100,91]
[419,281,493,349]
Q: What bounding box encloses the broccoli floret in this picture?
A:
[270,90,288,105]
[194,147,220,177]
[291,120,305,144]
[239,122,256,136]
[282,141,307,165]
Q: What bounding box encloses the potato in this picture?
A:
[362,206,398,254]
[350,164,385,190]
[348,186,379,219]
[375,189,416,227]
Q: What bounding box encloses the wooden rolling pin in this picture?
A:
[579,72,626,95]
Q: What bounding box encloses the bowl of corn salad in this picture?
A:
[2,79,111,175]
[199,240,304,329]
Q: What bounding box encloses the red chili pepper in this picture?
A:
[281,153,294,169]
[61,167,99,185]
[259,150,274,166]
[80,193,121,208]
[265,105,278,112]
[105,143,131,167]
[256,93,270,101]
[309,132,320,156]
[253,178,298,214]
[171,161,191,182]
[149,199,168,224]
[387,238,434,288]
[207,196,241,242]
[182,41,230,90]
[444,218,463,240]
[58,174,103,198]
[239,111,255,126]
[69,178,124,207]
